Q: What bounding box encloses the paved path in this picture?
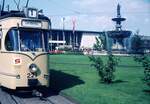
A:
[0,88,77,104]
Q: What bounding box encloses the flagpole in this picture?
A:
[72,18,76,51]
[62,17,65,45]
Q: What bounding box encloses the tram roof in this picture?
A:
[0,11,50,21]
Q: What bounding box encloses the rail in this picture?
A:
[0,88,77,104]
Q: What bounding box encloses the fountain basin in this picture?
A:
[107,30,131,38]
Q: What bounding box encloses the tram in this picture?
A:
[0,7,50,89]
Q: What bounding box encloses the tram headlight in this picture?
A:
[29,64,38,73]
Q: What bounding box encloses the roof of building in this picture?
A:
[140,35,150,40]
[51,28,104,34]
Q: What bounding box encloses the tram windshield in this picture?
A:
[5,28,49,52]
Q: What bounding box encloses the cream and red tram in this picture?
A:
[0,8,50,89]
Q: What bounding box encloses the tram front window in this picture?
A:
[20,29,48,52]
[5,28,49,52]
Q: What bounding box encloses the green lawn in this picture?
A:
[49,55,150,104]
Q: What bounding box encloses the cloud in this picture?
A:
[57,15,113,31]
[145,18,150,23]
[73,0,100,7]
[51,0,150,35]
[72,0,150,34]
[76,15,113,31]
[72,0,116,13]
[73,0,150,13]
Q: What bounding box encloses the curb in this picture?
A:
[59,91,80,104]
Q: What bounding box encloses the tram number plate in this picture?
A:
[27,73,35,78]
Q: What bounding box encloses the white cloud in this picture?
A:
[73,0,116,13]
[73,0,149,13]
[72,0,150,34]
[51,0,150,35]
[73,0,100,7]
[145,18,150,23]
[62,15,113,31]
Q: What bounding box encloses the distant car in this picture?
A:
[49,50,64,54]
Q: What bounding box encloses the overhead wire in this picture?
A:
[25,0,29,7]
[13,0,19,10]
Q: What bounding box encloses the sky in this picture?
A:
[2,0,150,36]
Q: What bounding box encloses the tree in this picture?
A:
[89,53,119,84]
[131,30,143,53]
[93,34,107,51]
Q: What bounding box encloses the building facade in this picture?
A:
[49,29,150,54]
[49,29,102,50]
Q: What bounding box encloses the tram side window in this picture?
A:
[5,29,19,51]
[5,33,13,51]
[0,31,2,49]
[0,37,1,50]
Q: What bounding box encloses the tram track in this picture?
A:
[10,95,26,104]
[46,95,76,104]
[0,88,17,104]
[0,87,77,104]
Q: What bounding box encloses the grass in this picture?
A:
[49,55,150,104]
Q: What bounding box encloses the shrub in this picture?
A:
[64,50,84,55]
[89,54,119,84]
[89,56,104,81]
[134,55,150,86]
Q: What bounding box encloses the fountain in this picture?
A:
[107,4,131,52]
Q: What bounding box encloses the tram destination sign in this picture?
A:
[21,19,42,28]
